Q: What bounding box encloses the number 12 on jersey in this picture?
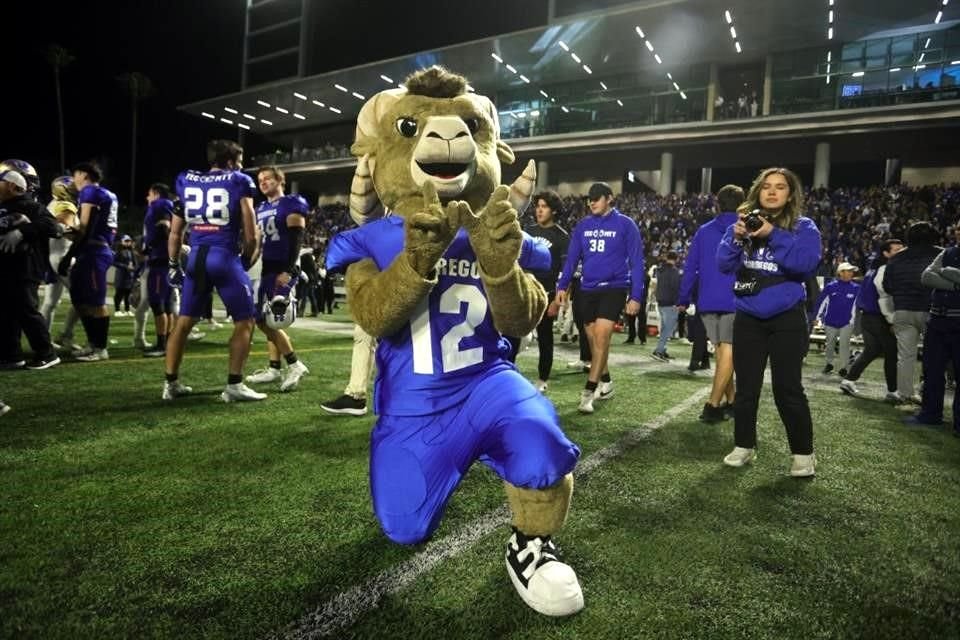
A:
[410,283,489,374]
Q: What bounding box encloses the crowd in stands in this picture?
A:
[250,143,352,168]
[276,183,960,300]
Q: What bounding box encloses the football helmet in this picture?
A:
[263,293,297,330]
[0,159,39,194]
[50,175,76,202]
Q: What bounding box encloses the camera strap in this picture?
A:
[733,267,792,297]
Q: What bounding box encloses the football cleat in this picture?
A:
[505,528,584,617]
[220,383,267,403]
[246,367,282,384]
[162,381,193,401]
[280,360,309,392]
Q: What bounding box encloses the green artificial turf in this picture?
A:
[1,309,957,639]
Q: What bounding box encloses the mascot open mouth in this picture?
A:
[415,161,470,180]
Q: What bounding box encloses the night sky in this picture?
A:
[10,0,546,212]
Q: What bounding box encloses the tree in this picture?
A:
[46,44,75,174]
[116,72,157,204]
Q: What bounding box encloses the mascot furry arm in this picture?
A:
[344,71,545,339]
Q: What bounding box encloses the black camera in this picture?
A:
[743,210,765,233]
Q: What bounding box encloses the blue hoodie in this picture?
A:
[814,279,859,328]
[678,212,739,313]
[557,207,645,301]
[717,216,822,319]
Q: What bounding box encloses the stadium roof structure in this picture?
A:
[179,0,957,136]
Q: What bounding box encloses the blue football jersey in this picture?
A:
[330,216,548,416]
[143,198,173,263]
[174,169,256,251]
[256,194,309,263]
[78,185,118,246]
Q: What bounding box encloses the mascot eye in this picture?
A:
[396,117,419,138]
[464,118,480,134]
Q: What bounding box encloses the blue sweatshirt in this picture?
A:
[717,216,822,319]
[815,279,860,328]
[678,212,738,313]
[856,269,882,315]
[557,208,645,301]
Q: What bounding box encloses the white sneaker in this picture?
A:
[280,360,309,392]
[884,392,901,404]
[206,319,223,330]
[723,446,756,467]
[790,453,816,477]
[505,528,584,617]
[534,380,548,393]
[246,367,283,384]
[188,329,206,342]
[566,360,590,372]
[577,390,595,414]
[162,381,193,401]
[75,348,109,362]
[220,383,267,403]
[594,381,613,400]
[839,379,859,396]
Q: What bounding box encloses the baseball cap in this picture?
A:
[121,234,132,242]
[0,170,27,192]
[587,182,614,200]
[836,262,859,273]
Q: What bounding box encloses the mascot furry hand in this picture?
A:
[341,66,583,617]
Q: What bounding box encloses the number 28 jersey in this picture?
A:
[174,169,256,251]
[327,216,550,416]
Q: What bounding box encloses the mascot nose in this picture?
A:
[421,116,471,141]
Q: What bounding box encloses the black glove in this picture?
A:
[168,258,184,288]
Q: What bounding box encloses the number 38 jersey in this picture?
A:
[327,215,550,416]
[255,194,309,264]
[174,169,256,251]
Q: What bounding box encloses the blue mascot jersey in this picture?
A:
[327,215,550,416]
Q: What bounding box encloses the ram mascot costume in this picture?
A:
[328,66,583,616]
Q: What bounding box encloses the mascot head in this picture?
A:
[351,66,516,217]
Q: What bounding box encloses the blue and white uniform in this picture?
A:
[327,216,578,545]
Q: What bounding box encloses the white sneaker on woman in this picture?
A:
[723,446,756,467]
[790,453,816,477]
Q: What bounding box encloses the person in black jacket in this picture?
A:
[0,169,60,369]
[524,191,570,393]
[882,222,942,403]
[298,247,320,316]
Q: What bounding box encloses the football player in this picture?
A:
[141,183,175,357]
[59,162,119,362]
[163,140,263,402]
[245,166,309,392]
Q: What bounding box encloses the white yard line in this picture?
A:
[273,387,711,640]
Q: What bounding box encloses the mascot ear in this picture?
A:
[353,88,407,157]
[497,140,516,165]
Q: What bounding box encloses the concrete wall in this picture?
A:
[901,166,960,186]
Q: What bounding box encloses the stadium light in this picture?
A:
[329,106,342,114]
[735,41,742,53]
[583,65,592,74]
[889,67,901,72]
[275,107,289,114]
[571,53,582,63]
[491,53,503,63]
[561,106,570,113]
[828,27,834,39]
[935,10,943,22]
[616,99,624,106]
[335,84,348,92]
[730,26,737,38]
[293,113,306,120]
[645,41,654,52]
[201,112,215,119]
[352,92,365,100]
[242,113,256,120]
[680,91,687,100]
[559,40,570,51]
[852,71,864,77]
[600,81,608,90]
[238,123,251,130]
[220,118,233,124]
[312,100,325,107]
[654,54,663,64]
[294,92,307,100]
[530,110,540,117]
[724,10,732,24]
[224,107,238,114]
[380,74,394,83]
[257,100,271,108]
[519,75,531,83]
[540,89,550,98]
[506,64,517,73]
[635,27,644,37]
[260,119,273,125]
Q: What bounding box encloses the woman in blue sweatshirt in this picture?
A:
[717,167,822,477]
